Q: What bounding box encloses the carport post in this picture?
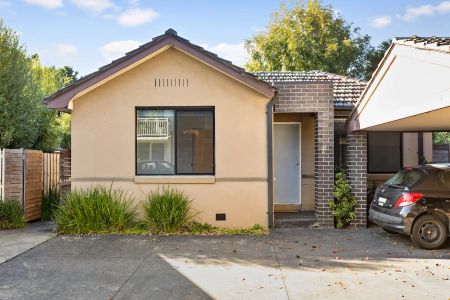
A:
[347,131,368,227]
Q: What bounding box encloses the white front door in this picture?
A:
[274,123,301,205]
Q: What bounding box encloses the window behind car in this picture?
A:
[368,132,402,173]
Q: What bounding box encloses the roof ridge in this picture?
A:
[252,70,366,83]
[393,36,450,51]
[45,29,275,109]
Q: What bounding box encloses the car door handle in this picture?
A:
[446,199,450,203]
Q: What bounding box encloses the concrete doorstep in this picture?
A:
[0,221,56,265]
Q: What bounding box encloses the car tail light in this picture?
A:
[394,192,423,208]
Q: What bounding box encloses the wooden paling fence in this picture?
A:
[43,152,60,194]
[0,149,71,221]
[60,149,71,194]
[433,144,450,163]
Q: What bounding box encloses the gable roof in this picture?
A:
[46,29,275,111]
[254,71,367,108]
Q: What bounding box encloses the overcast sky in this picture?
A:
[2,0,450,75]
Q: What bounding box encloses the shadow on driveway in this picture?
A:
[0,226,448,299]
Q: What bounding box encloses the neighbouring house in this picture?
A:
[45,30,449,228]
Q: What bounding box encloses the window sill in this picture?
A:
[134,175,216,184]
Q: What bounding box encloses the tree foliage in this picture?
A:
[245,0,373,79]
[0,19,75,151]
[363,39,391,80]
[433,132,450,144]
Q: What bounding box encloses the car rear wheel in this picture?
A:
[411,215,448,250]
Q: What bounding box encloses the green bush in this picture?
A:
[0,200,26,229]
[53,186,137,234]
[188,222,267,235]
[330,171,357,229]
[143,188,196,233]
[42,187,60,221]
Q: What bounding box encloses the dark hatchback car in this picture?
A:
[369,164,450,249]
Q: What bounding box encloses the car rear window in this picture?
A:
[385,168,427,188]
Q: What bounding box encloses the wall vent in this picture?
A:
[216,213,226,221]
[154,78,189,88]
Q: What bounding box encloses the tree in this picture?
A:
[245,0,372,79]
[433,132,450,144]
[0,19,37,149]
[29,55,75,151]
[62,66,78,83]
[363,39,391,80]
[0,19,76,151]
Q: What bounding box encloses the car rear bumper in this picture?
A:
[369,207,408,234]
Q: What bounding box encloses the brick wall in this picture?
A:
[347,131,367,227]
[273,82,334,227]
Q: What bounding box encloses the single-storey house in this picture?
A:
[45,30,449,228]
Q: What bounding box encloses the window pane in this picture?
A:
[368,132,401,173]
[176,110,214,174]
[136,110,175,175]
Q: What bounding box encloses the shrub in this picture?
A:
[330,171,357,228]
[143,188,196,233]
[42,187,60,221]
[0,200,26,229]
[53,186,136,234]
[188,222,267,235]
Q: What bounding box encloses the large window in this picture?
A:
[368,132,402,173]
[136,108,214,175]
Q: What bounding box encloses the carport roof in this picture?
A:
[394,36,450,52]
[348,36,450,132]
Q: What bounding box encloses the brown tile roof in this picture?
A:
[394,36,450,52]
[45,29,275,111]
[253,71,367,108]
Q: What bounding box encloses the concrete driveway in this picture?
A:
[0,222,55,265]
[0,227,448,300]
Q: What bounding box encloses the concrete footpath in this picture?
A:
[0,222,55,265]
[0,227,448,299]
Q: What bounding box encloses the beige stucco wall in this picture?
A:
[403,133,419,167]
[273,113,315,211]
[403,132,433,166]
[71,47,271,228]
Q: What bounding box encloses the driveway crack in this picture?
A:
[111,238,160,299]
[272,240,291,300]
